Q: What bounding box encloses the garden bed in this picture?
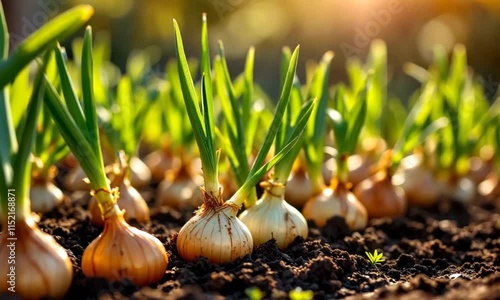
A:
[36,188,500,300]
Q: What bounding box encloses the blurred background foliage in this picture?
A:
[4,0,500,100]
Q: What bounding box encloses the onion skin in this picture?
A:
[82,210,168,286]
[285,167,313,208]
[479,172,500,200]
[302,180,367,230]
[392,154,445,208]
[177,203,253,264]
[129,156,152,189]
[30,181,65,213]
[0,217,73,299]
[354,170,407,218]
[347,154,375,187]
[240,184,308,250]
[89,179,150,226]
[144,150,180,182]
[156,166,203,208]
[63,165,90,191]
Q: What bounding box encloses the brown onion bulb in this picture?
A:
[354,170,407,218]
[240,183,308,249]
[478,172,500,200]
[177,202,253,264]
[302,179,367,230]
[144,150,180,182]
[89,178,150,226]
[0,217,73,298]
[156,165,203,208]
[82,210,168,286]
[30,181,65,213]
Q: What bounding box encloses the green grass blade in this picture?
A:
[0,2,7,59]
[248,45,300,176]
[54,45,86,129]
[12,60,46,201]
[173,18,218,189]
[0,5,94,89]
[43,76,104,188]
[274,100,316,183]
[81,26,105,171]
[116,75,135,156]
[345,88,367,153]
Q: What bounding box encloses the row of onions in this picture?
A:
[1,3,499,298]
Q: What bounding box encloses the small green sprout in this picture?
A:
[289,287,314,300]
[245,287,263,300]
[365,249,385,266]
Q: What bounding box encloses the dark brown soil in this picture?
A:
[11,191,500,299]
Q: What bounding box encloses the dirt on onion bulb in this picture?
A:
[176,190,253,264]
[0,217,73,298]
[82,205,167,286]
[354,169,407,218]
[302,178,367,230]
[240,181,308,250]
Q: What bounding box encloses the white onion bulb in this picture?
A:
[30,181,65,213]
[0,217,73,298]
[177,203,253,264]
[302,180,367,230]
[129,156,152,189]
[240,183,308,250]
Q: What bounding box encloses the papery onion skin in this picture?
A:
[156,167,203,208]
[240,186,308,250]
[479,172,500,200]
[285,167,313,208]
[89,179,150,225]
[0,217,73,299]
[82,210,168,286]
[354,170,407,218]
[144,150,180,182]
[30,181,65,213]
[177,204,253,264]
[302,181,367,230]
[130,156,152,189]
[392,154,445,208]
[63,165,90,191]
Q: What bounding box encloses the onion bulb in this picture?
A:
[30,181,65,214]
[177,196,253,264]
[63,165,90,191]
[89,178,149,226]
[285,164,313,208]
[156,163,203,208]
[129,156,152,189]
[354,170,407,218]
[392,154,445,207]
[302,179,367,230]
[240,182,308,250]
[478,172,500,200]
[144,149,180,182]
[82,209,168,286]
[0,217,73,298]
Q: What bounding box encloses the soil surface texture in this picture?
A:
[6,190,500,299]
